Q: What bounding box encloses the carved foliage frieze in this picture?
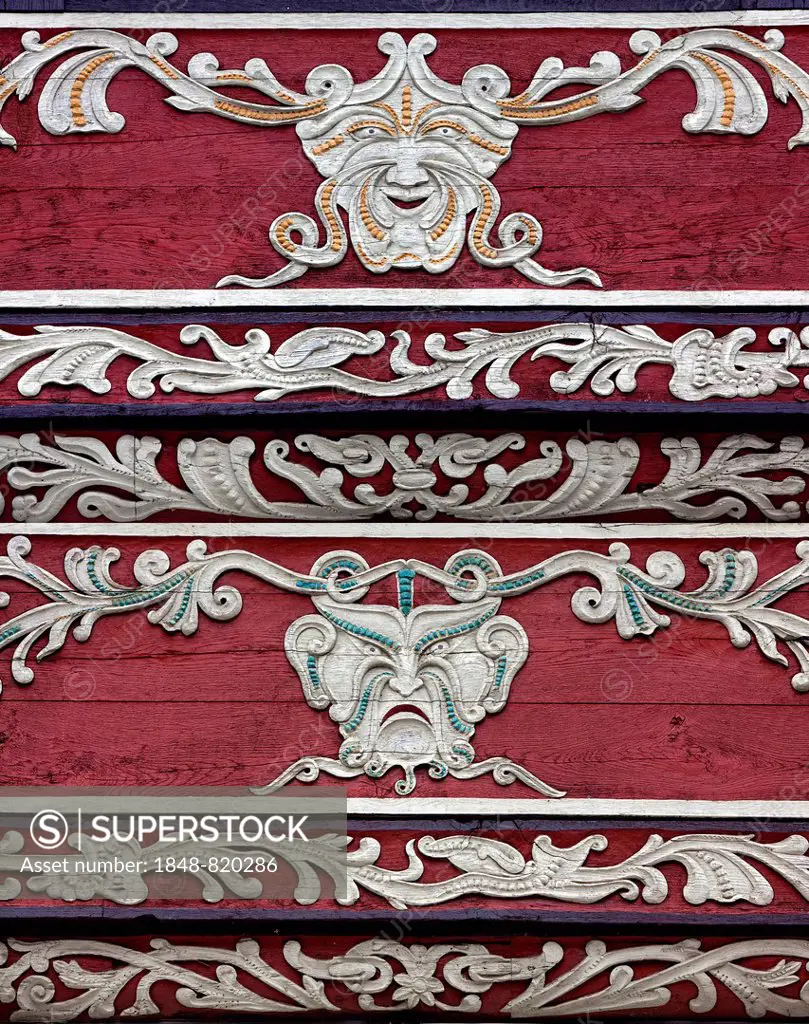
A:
[1,935,809,1019]
[2,830,809,910]
[4,431,809,523]
[1,323,808,403]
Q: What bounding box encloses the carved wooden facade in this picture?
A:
[1,2,809,1021]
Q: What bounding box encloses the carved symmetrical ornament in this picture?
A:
[1,936,809,1019]
[2,323,809,402]
[2,540,809,797]
[3,431,809,522]
[2,29,809,286]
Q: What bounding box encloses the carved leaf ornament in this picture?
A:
[1,29,809,286]
[1,935,809,1019]
[1,539,809,796]
[1,322,808,404]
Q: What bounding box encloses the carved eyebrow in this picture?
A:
[310,134,345,155]
[345,118,397,137]
[420,119,511,156]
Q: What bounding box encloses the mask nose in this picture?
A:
[386,141,429,188]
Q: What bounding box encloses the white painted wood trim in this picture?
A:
[2,522,808,539]
[346,797,809,818]
[2,288,809,309]
[1,11,809,29]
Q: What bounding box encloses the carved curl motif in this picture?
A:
[2,29,809,286]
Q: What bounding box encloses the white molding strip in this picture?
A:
[346,797,809,818]
[0,11,807,28]
[0,522,807,538]
[2,288,809,309]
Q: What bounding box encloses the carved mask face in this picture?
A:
[285,585,527,795]
[298,82,517,273]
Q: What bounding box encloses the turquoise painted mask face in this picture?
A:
[285,592,527,795]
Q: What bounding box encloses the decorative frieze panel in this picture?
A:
[2,322,809,404]
[2,829,809,911]
[4,17,809,297]
[0,933,808,1020]
[2,530,809,803]
[2,26,809,292]
[4,431,809,523]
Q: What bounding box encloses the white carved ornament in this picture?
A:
[2,30,809,287]
[1,540,809,797]
[1,322,808,402]
[1,935,809,1019]
[1,830,808,910]
[3,431,809,523]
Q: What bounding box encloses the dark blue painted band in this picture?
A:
[3,308,807,327]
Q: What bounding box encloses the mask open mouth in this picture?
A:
[381,703,431,724]
[382,186,433,212]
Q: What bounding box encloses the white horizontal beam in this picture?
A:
[0,11,807,29]
[1,522,808,539]
[0,288,808,309]
[347,797,809,818]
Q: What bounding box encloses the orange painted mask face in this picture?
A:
[299,82,517,274]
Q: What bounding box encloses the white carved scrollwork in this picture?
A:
[1,831,809,910]
[1,936,809,1019]
[2,323,809,403]
[2,29,809,287]
[3,431,809,523]
[2,541,809,797]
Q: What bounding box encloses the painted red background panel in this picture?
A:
[1,535,808,802]
[2,25,809,291]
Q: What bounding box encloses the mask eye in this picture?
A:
[347,122,395,141]
[422,121,466,141]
